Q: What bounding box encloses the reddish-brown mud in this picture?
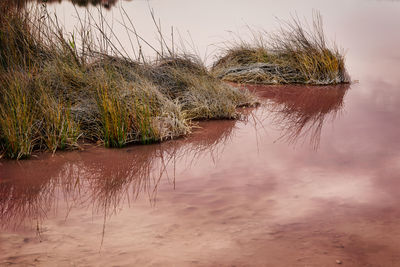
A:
[2,0,400,266]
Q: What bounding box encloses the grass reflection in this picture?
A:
[0,117,240,232]
[246,84,350,149]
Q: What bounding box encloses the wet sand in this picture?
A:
[2,0,400,266]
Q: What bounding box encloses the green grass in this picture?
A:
[212,12,350,85]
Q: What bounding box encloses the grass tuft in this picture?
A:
[95,74,131,148]
[39,90,81,152]
[0,74,37,159]
[212,12,350,85]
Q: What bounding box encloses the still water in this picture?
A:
[1,0,400,266]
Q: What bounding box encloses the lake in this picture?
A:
[1,0,400,266]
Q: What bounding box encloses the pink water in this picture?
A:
[1,0,400,266]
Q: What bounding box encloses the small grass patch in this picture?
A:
[212,12,350,85]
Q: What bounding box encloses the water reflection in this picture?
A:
[0,84,350,231]
[248,84,350,149]
[0,119,238,231]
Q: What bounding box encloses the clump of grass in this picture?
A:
[86,54,255,147]
[90,60,191,147]
[39,91,81,152]
[95,73,131,148]
[175,72,251,119]
[0,74,38,159]
[212,12,350,85]
[0,3,256,159]
[0,4,83,158]
[149,56,254,120]
[127,79,190,143]
[0,4,44,71]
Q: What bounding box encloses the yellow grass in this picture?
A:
[212,12,350,85]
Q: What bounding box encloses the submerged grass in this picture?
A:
[0,3,256,159]
[212,12,350,85]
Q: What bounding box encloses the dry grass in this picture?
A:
[0,3,256,159]
[212,12,350,85]
[39,91,81,153]
[0,73,38,159]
